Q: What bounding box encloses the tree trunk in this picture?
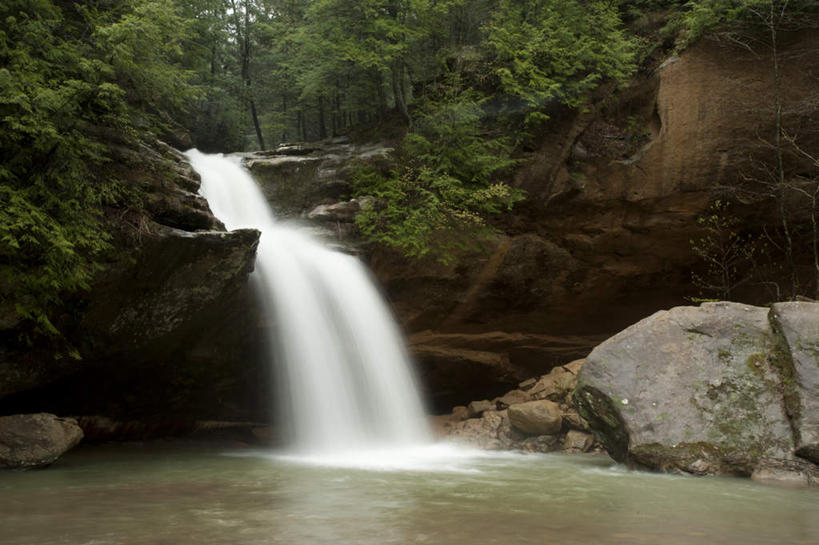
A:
[377,71,388,121]
[318,95,327,140]
[297,109,306,142]
[391,65,410,125]
[281,95,288,142]
[250,100,265,150]
[768,3,796,298]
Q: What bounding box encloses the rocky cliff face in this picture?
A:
[0,141,264,424]
[370,32,819,410]
[229,32,818,413]
[8,30,814,432]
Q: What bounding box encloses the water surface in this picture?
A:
[1,443,817,545]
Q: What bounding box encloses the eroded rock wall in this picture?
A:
[371,32,819,410]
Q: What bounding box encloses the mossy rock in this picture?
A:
[575,302,799,476]
[770,302,819,464]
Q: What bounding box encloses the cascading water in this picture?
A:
[185,150,431,456]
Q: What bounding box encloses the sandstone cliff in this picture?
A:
[371,31,819,410]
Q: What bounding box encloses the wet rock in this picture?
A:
[0,175,261,409]
[446,410,512,450]
[519,434,561,453]
[307,199,363,222]
[769,302,819,464]
[563,430,595,453]
[244,141,392,218]
[751,466,813,488]
[573,302,806,477]
[143,190,222,232]
[508,400,562,436]
[0,414,83,469]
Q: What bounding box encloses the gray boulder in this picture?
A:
[0,414,83,469]
[574,302,810,478]
[508,400,562,436]
[770,302,819,464]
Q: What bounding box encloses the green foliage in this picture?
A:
[689,201,761,300]
[0,0,195,340]
[483,0,638,130]
[353,87,523,261]
[673,0,818,47]
[333,0,638,260]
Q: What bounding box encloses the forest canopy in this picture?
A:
[4,0,756,337]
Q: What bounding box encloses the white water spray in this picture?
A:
[186,150,431,455]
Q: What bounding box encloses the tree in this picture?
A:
[690,201,761,300]
[681,0,819,298]
[179,0,246,151]
[353,81,523,261]
[0,0,196,341]
[483,0,637,131]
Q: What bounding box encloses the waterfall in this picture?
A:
[185,150,431,454]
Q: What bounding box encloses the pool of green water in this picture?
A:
[1,442,817,545]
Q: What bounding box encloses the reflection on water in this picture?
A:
[1,442,818,545]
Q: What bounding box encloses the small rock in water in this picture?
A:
[0,413,83,469]
[751,467,812,488]
[520,434,561,453]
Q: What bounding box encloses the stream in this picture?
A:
[2,442,817,545]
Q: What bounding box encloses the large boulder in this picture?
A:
[770,302,819,464]
[574,302,819,481]
[0,413,83,469]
